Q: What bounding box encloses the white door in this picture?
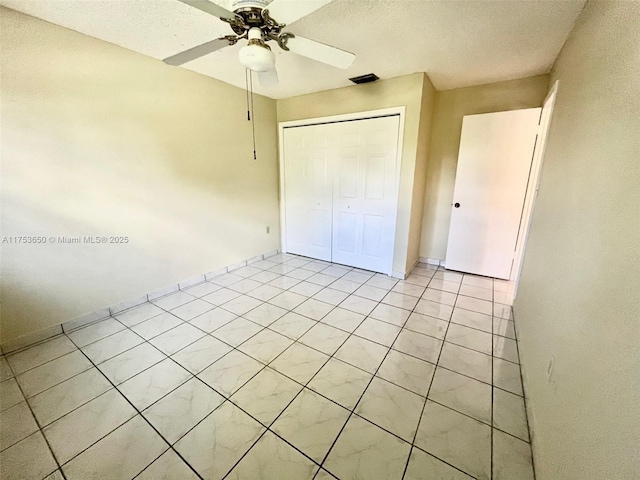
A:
[282,115,401,274]
[445,108,541,279]
[331,116,400,272]
[283,123,333,261]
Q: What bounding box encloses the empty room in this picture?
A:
[0,1,637,479]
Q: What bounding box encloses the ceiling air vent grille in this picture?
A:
[349,73,379,84]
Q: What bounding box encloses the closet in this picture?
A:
[281,114,401,274]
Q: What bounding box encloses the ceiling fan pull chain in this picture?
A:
[250,70,257,161]
[245,68,251,121]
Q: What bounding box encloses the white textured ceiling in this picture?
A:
[1,0,585,99]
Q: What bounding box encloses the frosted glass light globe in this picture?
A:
[239,44,275,72]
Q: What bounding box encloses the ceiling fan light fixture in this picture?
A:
[239,27,275,72]
[239,42,275,72]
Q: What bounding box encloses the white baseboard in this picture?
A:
[147,285,179,302]
[179,275,206,290]
[394,256,422,280]
[0,325,64,355]
[62,308,111,333]
[226,260,248,272]
[391,271,406,280]
[419,256,445,267]
[204,267,228,280]
[109,294,149,316]
[0,249,281,355]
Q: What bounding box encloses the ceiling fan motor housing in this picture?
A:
[225,0,284,41]
[231,0,271,24]
[231,0,270,11]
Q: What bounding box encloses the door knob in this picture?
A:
[454,203,460,208]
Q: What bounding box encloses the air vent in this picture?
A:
[349,73,379,84]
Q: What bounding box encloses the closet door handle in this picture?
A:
[454,203,460,208]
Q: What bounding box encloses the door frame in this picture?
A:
[278,106,406,273]
[512,80,559,292]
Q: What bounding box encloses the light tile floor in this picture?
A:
[0,253,532,480]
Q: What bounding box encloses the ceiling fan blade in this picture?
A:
[258,67,279,86]
[163,37,230,65]
[266,0,333,25]
[285,35,355,69]
[176,0,236,20]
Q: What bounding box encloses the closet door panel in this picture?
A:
[283,124,332,261]
[331,116,400,273]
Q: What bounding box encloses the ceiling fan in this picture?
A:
[163,0,356,86]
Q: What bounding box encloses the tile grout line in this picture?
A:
[307,299,410,477]
[9,358,96,405]
[1,252,276,356]
[212,262,400,477]
[84,259,349,421]
[2,255,350,478]
[491,278,495,480]
[108,259,368,477]
[142,261,380,478]
[146,275,494,454]
[2,360,69,480]
[214,265,415,478]
[2,258,417,363]
[60,330,206,480]
[0,256,422,357]
[11,278,514,396]
[62,306,240,475]
[5,264,428,434]
[55,281,292,401]
[400,274,464,480]
[104,267,421,473]
[216,303,371,479]
[512,307,537,480]
[135,263,357,353]
[6,266,482,394]
[305,270,472,478]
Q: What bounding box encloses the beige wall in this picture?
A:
[406,77,436,270]
[0,9,280,343]
[515,1,640,479]
[277,73,432,275]
[419,75,549,260]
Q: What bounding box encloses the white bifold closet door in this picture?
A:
[283,115,400,273]
[330,116,400,272]
[282,123,333,261]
